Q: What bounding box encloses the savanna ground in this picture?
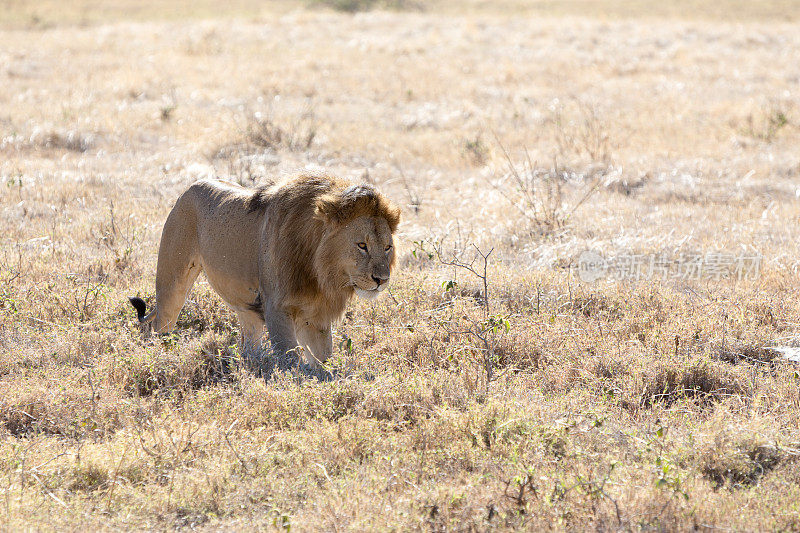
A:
[2,0,800,530]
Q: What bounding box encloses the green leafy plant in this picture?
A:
[412,240,434,260]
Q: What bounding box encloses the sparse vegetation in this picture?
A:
[489,142,602,234]
[737,102,793,142]
[306,0,422,12]
[245,106,318,153]
[2,0,800,530]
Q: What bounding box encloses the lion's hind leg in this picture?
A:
[150,201,203,334]
[129,261,199,334]
[151,261,202,333]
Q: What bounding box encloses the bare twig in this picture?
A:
[432,238,503,391]
[488,135,602,233]
[391,157,422,214]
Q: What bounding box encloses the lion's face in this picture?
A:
[335,215,396,300]
[313,182,401,302]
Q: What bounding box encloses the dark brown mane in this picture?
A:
[250,173,401,230]
[245,184,272,213]
[256,174,401,308]
[315,182,401,232]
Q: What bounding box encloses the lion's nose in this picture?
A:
[372,274,388,286]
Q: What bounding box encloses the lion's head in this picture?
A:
[313,183,401,301]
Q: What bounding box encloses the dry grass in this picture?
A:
[2,0,800,28]
[2,0,800,530]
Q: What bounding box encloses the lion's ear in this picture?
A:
[315,184,401,231]
[315,185,374,224]
[314,193,341,224]
[384,204,401,233]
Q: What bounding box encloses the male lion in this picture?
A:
[129,174,400,378]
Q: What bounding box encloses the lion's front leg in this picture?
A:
[263,305,333,381]
[234,309,266,369]
[263,306,301,376]
[296,322,333,380]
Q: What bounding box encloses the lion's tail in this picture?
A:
[129,297,156,325]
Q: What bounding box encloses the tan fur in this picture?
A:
[131,174,400,375]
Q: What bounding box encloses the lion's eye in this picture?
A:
[357,242,368,251]
[385,245,392,253]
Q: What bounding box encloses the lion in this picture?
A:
[129,174,400,378]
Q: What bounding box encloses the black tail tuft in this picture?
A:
[129,297,147,322]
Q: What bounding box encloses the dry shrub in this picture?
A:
[716,342,781,366]
[206,103,319,186]
[589,356,631,401]
[604,171,648,196]
[489,144,602,234]
[1,388,124,438]
[172,475,229,519]
[550,98,615,165]
[296,380,368,422]
[69,462,110,492]
[490,151,568,233]
[370,319,467,370]
[306,418,380,479]
[461,132,488,166]
[0,128,94,154]
[0,329,96,372]
[359,379,438,427]
[232,373,469,431]
[23,128,95,152]
[378,325,438,366]
[245,107,317,152]
[2,396,67,437]
[492,330,545,371]
[307,0,422,12]
[569,292,626,320]
[637,359,747,409]
[67,452,147,493]
[735,102,792,142]
[745,301,788,331]
[210,146,280,187]
[218,378,368,430]
[699,436,795,489]
[109,337,237,398]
